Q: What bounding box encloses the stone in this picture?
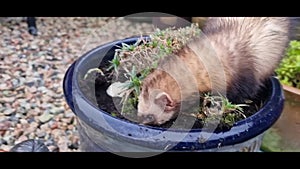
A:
[3,108,16,115]
[38,113,54,123]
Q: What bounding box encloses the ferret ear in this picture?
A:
[154,92,175,112]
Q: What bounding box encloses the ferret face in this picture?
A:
[137,89,178,125]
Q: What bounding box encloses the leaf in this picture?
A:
[106,81,129,98]
[83,68,104,80]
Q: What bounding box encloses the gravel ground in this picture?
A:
[0,17,155,152]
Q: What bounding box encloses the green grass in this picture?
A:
[192,93,248,128]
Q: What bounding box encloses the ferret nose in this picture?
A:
[138,114,156,124]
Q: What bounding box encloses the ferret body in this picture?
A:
[137,17,293,125]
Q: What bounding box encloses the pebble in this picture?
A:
[49,107,65,115]
[36,129,46,138]
[28,86,37,93]
[3,108,16,115]
[19,119,28,125]
[0,97,15,103]
[48,145,59,152]
[13,129,23,138]
[20,102,31,110]
[15,135,28,144]
[38,113,54,123]
[0,121,11,136]
[64,111,74,118]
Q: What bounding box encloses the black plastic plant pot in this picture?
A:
[63,37,284,153]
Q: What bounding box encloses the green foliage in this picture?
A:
[197,93,248,127]
[127,66,141,95]
[110,23,201,102]
[221,96,248,116]
[276,40,300,89]
[107,53,120,74]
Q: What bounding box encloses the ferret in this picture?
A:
[137,17,294,125]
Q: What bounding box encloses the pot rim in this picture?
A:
[63,37,284,150]
[282,84,300,96]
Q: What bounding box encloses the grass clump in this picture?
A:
[190,93,248,128]
[108,23,201,100]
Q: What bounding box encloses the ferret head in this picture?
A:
[136,62,182,125]
[137,88,179,125]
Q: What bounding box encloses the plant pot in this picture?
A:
[63,37,285,152]
[261,84,300,151]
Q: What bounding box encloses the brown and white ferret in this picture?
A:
[137,17,293,125]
